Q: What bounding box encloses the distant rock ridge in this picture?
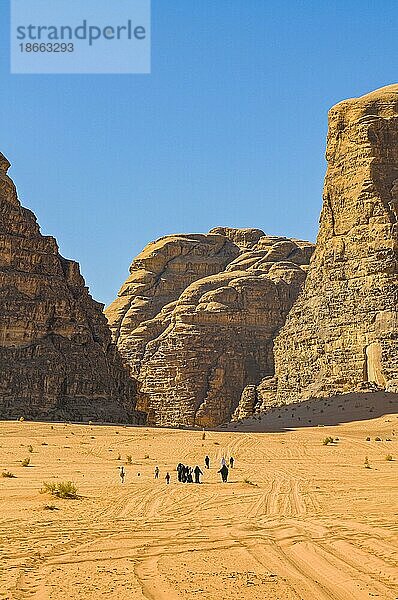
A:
[106,230,314,426]
[0,152,144,423]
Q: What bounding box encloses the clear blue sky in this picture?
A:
[1,0,397,305]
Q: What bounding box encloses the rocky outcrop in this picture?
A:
[106,231,314,426]
[272,85,398,403]
[0,152,144,423]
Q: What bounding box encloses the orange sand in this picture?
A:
[1,409,397,599]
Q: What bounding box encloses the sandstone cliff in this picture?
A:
[106,230,314,426]
[270,84,398,404]
[0,152,144,423]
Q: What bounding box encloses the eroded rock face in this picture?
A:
[273,85,398,403]
[0,153,144,423]
[106,231,314,426]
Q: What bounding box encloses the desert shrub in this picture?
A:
[385,454,393,461]
[42,442,48,446]
[43,504,59,510]
[364,456,371,468]
[41,481,78,499]
[117,454,121,460]
[126,455,132,464]
[21,457,30,467]
[41,482,57,494]
[323,436,334,445]
[1,470,15,478]
[57,481,78,498]
[214,442,220,445]
[244,478,258,487]
[28,445,33,453]
[144,454,150,459]
[19,417,24,422]
[375,437,382,442]
[366,437,371,441]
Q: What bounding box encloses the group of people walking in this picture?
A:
[177,463,203,483]
[119,455,235,484]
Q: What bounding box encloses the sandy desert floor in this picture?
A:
[1,401,398,599]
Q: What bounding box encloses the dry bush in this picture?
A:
[1,470,15,478]
[41,481,78,499]
[244,478,258,487]
[21,457,30,467]
[385,454,393,461]
[323,436,334,445]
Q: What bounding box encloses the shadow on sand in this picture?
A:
[220,391,398,433]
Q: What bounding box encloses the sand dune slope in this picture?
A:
[1,414,397,599]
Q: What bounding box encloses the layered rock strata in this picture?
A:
[106,230,314,426]
[272,85,398,403]
[0,152,144,423]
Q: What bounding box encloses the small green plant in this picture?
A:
[126,455,132,464]
[244,478,258,487]
[41,481,78,499]
[28,445,33,453]
[364,456,371,469]
[43,504,59,510]
[41,482,57,494]
[375,437,382,442]
[385,454,393,461]
[1,470,15,478]
[21,457,30,467]
[323,436,334,445]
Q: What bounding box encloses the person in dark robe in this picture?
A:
[229,456,234,468]
[165,472,171,484]
[194,465,203,483]
[187,467,193,483]
[218,464,229,483]
[119,466,125,483]
[204,455,210,469]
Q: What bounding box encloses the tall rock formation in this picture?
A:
[273,84,398,403]
[106,229,314,426]
[0,152,144,423]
